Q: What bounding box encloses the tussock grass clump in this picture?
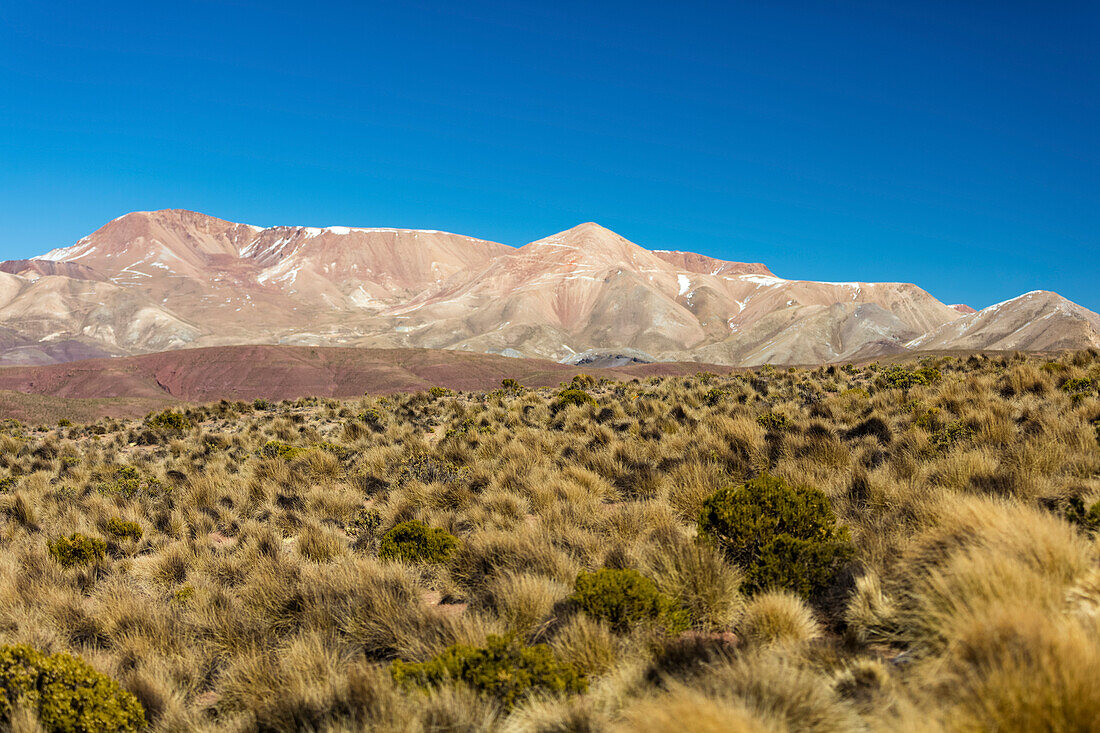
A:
[737,590,822,647]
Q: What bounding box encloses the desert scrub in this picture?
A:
[552,388,596,413]
[97,465,166,500]
[378,520,460,563]
[876,364,941,390]
[1064,496,1100,534]
[391,634,586,709]
[104,517,143,542]
[756,411,790,430]
[570,568,690,634]
[928,420,975,452]
[345,507,382,539]
[698,475,853,600]
[702,386,729,406]
[259,440,301,459]
[0,644,144,732]
[397,454,467,485]
[145,410,192,433]
[48,533,107,568]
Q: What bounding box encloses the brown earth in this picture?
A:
[0,344,727,421]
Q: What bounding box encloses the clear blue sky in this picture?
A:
[1,0,1096,310]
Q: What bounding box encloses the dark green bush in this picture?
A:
[345,507,381,539]
[876,365,941,390]
[569,568,690,634]
[378,520,459,563]
[103,517,141,539]
[1065,496,1100,534]
[1061,376,1094,394]
[929,420,975,452]
[48,533,106,568]
[698,475,853,599]
[104,518,142,542]
[391,634,586,709]
[0,644,144,732]
[98,465,166,500]
[553,388,595,413]
[501,378,523,391]
[703,387,727,406]
[756,411,790,430]
[145,410,191,433]
[259,440,300,460]
[428,386,452,398]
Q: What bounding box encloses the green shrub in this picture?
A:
[252,398,272,411]
[570,374,597,389]
[929,420,975,452]
[876,364,941,390]
[443,417,494,440]
[259,440,300,460]
[98,465,166,500]
[1061,376,1094,394]
[378,520,459,563]
[428,386,452,398]
[315,440,348,459]
[703,387,727,406]
[358,407,385,424]
[1064,496,1100,534]
[48,533,106,568]
[698,475,853,600]
[57,419,72,427]
[501,378,523,391]
[570,568,690,634]
[104,518,142,542]
[345,507,382,538]
[553,388,595,413]
[0,644,144,732]
[145,410,192,432]
[756,411,790,430]
[391,634,586,709]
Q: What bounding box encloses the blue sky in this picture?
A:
[1,0,1096,310]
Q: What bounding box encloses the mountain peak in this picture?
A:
[15,210,1098,367]
[526,222,652,261]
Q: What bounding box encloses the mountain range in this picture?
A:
[0,209,1095,366]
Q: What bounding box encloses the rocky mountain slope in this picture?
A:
[1,209,1095,366]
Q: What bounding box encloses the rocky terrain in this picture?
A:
[1,209,1094,366]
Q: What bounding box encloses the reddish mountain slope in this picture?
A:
[3,209,1094,366]
[907,291,1100,352]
